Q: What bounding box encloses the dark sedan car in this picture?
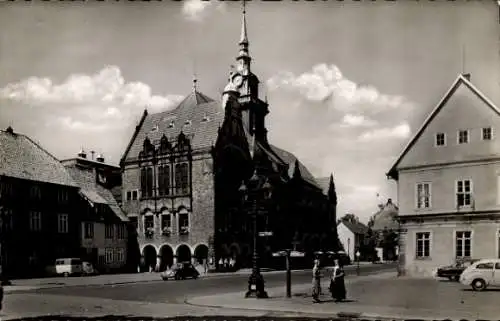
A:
[160,262,200,281]
[435,259,478,281]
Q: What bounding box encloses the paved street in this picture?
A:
[1,264,395,320]
[190,272,500,320]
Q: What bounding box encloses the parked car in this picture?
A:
[82,261,98,276]
[459,258,500,291]
[435,258,478,281]
[45,258,83,277]
[160,262,200,281]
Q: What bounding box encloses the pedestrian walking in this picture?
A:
[312,259,321,303]
[329,259,346,302]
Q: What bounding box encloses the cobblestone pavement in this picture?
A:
[187,272,500,320]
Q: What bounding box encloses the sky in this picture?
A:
[0,0,499,223]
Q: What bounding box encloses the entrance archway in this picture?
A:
[159,244,174,271]
[176,244,192,263]
[193,244,209,265]
[142,245,157,272]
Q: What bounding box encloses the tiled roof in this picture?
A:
[270,145,320,189]
[64,164,128,222]
[339,220,369,235]
[121,90,320,190]
[371,201,399,231]
[122,91,223,161]
[0,128,77,187]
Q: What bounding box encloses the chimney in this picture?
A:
[5,126,13,134]
[462,73,471,81]
[78,148,87,159]
[96,153,104,163]
[387,198,392,204]
[90,150,95,160]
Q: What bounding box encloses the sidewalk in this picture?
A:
[187,271,500,320]
[3,268,301,293]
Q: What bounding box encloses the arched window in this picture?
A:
[158,165,170,196]
[175,163,190,195]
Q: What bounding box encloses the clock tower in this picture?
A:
[225,1,270,146]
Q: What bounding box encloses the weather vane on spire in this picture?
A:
[243,0,246,14]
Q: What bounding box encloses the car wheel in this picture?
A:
[162,277,168,281]
[453,275,460,282]
[193,274,198,280]
[174,275,180,280]
[471,278,486,291]
[63,272,69,277]
[448,276,453,281]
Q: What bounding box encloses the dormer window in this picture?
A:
[184,120,192,126]
[201,114,210,122]
[168,121,175,128]
[150,124,159,133]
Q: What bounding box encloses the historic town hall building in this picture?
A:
[120,9,340,271]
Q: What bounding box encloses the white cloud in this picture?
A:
[358,123,411,142]
[341,114,377,127]
[0,65,183,112]
[181,0,226,22]
[266,63,414,220]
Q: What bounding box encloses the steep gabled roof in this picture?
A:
[121,90,223,163]
[387,74,500,180]
[269,145,321,189]
[371,200,399,231]
[64,164,128,222]
[0,128,77,187]
[338,219,368,235]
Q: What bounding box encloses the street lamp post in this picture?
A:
[239,170,271,299]
[356,250,361,276]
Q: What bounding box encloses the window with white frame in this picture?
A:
[57,214,68,233]
[458,129,469,144]
[105,248,114,264]
[435,133,446,146]
[114,248,125,263]
[456,180,472,207]
[416,232,431,258]
[416,183,431,209]
[455,231,472,258]
[84,222,94,239]
[105,224,114,239]
[116,224,125,239]
[29,211,42,231]
[482,127,493,140]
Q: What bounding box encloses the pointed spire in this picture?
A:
[236,0,251,70]
[192,74,198,92]
[292,159,302,179]
[328,173,338,206]
[240,0,248,45]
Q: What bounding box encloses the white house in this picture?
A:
[337,219,368,262]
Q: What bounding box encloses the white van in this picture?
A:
[53,258,83,277]
[459,258,500,291]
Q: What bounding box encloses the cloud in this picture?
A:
[0,65,184,112]
[181,0,226,22]
[266,63,414,220]
[358,123,411,142]
[341,114,377,128]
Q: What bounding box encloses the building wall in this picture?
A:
[80,221,128,269]
[398,83,500,169]
[404,220,500,276]
[121,150,214,267]
[337,223,355,261]
[398,161,500,216]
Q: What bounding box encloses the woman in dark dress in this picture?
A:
[329,259,346,302]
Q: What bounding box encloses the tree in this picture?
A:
[338,213,359,224]
[359,227,377,262]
